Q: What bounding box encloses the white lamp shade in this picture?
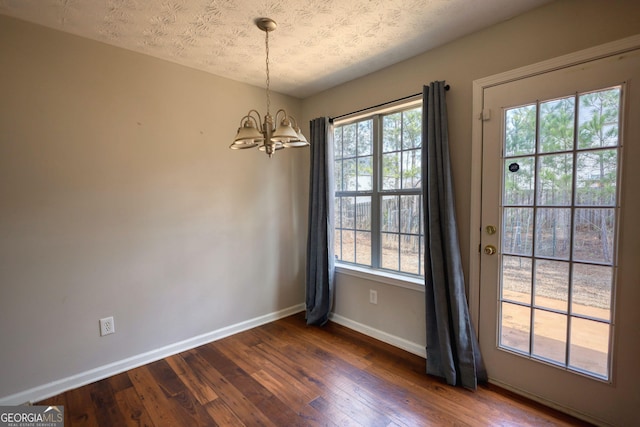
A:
[234,123,264,142]
[230,139,260,149]
[283,129,309,147]
[272,120,299,141]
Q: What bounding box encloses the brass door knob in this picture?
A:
[484,245,497,255]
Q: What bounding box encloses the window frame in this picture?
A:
[333,98,424,281]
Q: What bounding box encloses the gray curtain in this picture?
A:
[306,117,335,326]
[422,82,487,389]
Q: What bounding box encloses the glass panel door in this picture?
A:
[499,88,621,379]
[477,44,640,426]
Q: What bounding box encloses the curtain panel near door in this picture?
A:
[306,117,335,326]
[422,82,487,389]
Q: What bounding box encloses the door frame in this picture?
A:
[469,34,640,329]
[467,34,640,414]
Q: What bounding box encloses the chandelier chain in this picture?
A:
[265,29,270,116]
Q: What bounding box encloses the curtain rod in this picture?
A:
[329,84,450,122]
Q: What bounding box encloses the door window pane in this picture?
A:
[537,153,573,206]
[570,318,609,378]
[534,260,569,312]
[533,309,567,364]
[504,157,535,205]
[539,97,575,153]
[572,264,612,321]
[578,88,621,149]
[505,104,536,156]
[573,208,615,264]
[535,208,571,259]
[502,256,532,305]
[575,150,617,206]
[503,208,533,256]
[500,302,530,354]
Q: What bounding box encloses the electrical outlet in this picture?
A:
[99,316,115,336]
[369,289,378,305]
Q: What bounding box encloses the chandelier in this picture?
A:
[230,18,309,158]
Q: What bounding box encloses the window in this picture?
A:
[333,101,424,277]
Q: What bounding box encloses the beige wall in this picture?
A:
[0,15,307,401]
[301,0,640,352]
[2,0,640,409]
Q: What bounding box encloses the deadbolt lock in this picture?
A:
[486,225,497,235]
[484,245,497,255]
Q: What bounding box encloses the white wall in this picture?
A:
[301,0,640,353]
[0,15,307,402]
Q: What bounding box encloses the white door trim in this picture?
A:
[468,34,640,332]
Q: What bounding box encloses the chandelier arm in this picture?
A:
[237,113,261,130]
[274,109,289,122]
[288,115,299,128]
[246,109,263,129]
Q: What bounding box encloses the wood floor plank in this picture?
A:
[165,353,219,405]
[65,385,100,427]
[269,338,437,426]
[107,371,133,394]
[114,386,156,427]
[146,358,216,426]
[181,350,277,427]
[308,395,366,427]
[252,323,434,426]
[89,379,129,427]
[128,365,198,427]
[251,369,331,427]
[36,313,593,426]
[196,344,301,426]
[204,398,247,426]
[217,339,320,403]
[251,340,325,400]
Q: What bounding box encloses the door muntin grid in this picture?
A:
[498,86,622,380]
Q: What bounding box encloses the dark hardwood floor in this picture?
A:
[38,313,592,426]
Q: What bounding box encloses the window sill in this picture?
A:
[335,263,424,292]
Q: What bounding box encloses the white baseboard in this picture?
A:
[329,312,426,358]
[0,303,305,406]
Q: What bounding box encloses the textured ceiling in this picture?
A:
[0,0,551,98]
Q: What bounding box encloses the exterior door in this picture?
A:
[478,48,640,425]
